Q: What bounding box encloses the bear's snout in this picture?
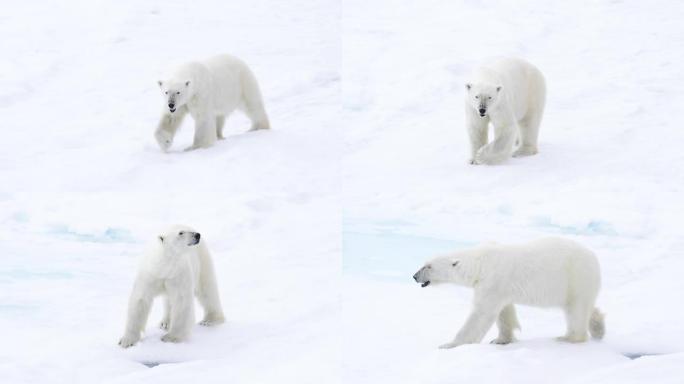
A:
[187,232,201,245]
[413,266,431,287]
[478,108,486,116]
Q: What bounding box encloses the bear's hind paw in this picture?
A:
[199,315,225,327]
[438,341,461,349]
[490,336,515,345]
[161,333,183,343]
[512,147,538,157]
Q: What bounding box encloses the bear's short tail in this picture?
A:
[589,308,605,340]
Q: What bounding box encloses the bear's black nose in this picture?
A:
[479,108,486,115]
[413,272,419,281]
[168,103,175,109]
[194,233,200,241]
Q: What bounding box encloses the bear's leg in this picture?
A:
[162,282,195,343]
[439,301,502,349]
[242,104,270,131]
[474,123,517,165]
[118,287,154,348]
[159,296,170,330]
[559,301,591,343]
[466,112,489,164]
[491,304,520,344]
[216,115,226,140]
[196,283,225,327]
[513,79,545,157]
[240,73,270,131]
[186,117,218,151]
[154,107,187,152]
[513,111,542,157]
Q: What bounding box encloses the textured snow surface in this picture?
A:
[342,0,684,383]
[2,0,684,383]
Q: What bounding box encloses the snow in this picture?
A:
[1,0,683,383]
[0,1,339,383]
[342,0,684,383]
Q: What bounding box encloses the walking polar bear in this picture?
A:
[155,54,270,152]
[118,225,225,348]
[413,237,604,349]
[465,58,546,165]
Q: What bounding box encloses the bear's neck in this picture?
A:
[458,253,482,287]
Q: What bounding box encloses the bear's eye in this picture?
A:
[179,231,184,236]
[452,261,459,267]
[475,95,479,99]
[164,91,168,95]
[488,96,492,100]
[176,91,180,95]
[427,265,432,269]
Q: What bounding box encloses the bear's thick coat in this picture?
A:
[465,58,546,165]
[118,225,225,348]
[155,54,270,151]
[413,237,604,349]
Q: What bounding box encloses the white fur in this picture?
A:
[413,237,604,349]
[118,225,225,348]
[465,58,546,165]
[155,54,270,152]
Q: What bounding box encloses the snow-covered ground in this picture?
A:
[2,0,684,383]
[342,0,684,383]
[0,1,339,383]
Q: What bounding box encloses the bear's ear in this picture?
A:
[465,83,472,91]
[496,86,502,92]
[158,235,164,243]
[452,261,459,267]
[185,80,191,87]
[157,80,163,88]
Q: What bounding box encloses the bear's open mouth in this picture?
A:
[169,108,176,113]
[421,281,430,287]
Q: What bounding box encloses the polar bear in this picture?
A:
[465,58,546,165]
[118,225,225,348]
[413,237,605,349]
[155,54,270,152]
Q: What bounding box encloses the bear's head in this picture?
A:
[412,256,462,288]
[157,80,193,114]
[157,226,201,254]
[465,82,503,118]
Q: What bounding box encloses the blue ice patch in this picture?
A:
[343,231,473,282]
[11,211,30,223]
[532,217,617,236]
[0,268,74,283]
[45,225,138,243]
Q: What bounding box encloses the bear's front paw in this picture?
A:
[474,148,491,165]
[155,130,173,152]
[159,320,170,330]
[118,334,140,348]
[161,333,183,343]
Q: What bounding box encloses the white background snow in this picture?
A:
[1,0,683,383]
[0,1,339,383]
[343,0,684,383]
